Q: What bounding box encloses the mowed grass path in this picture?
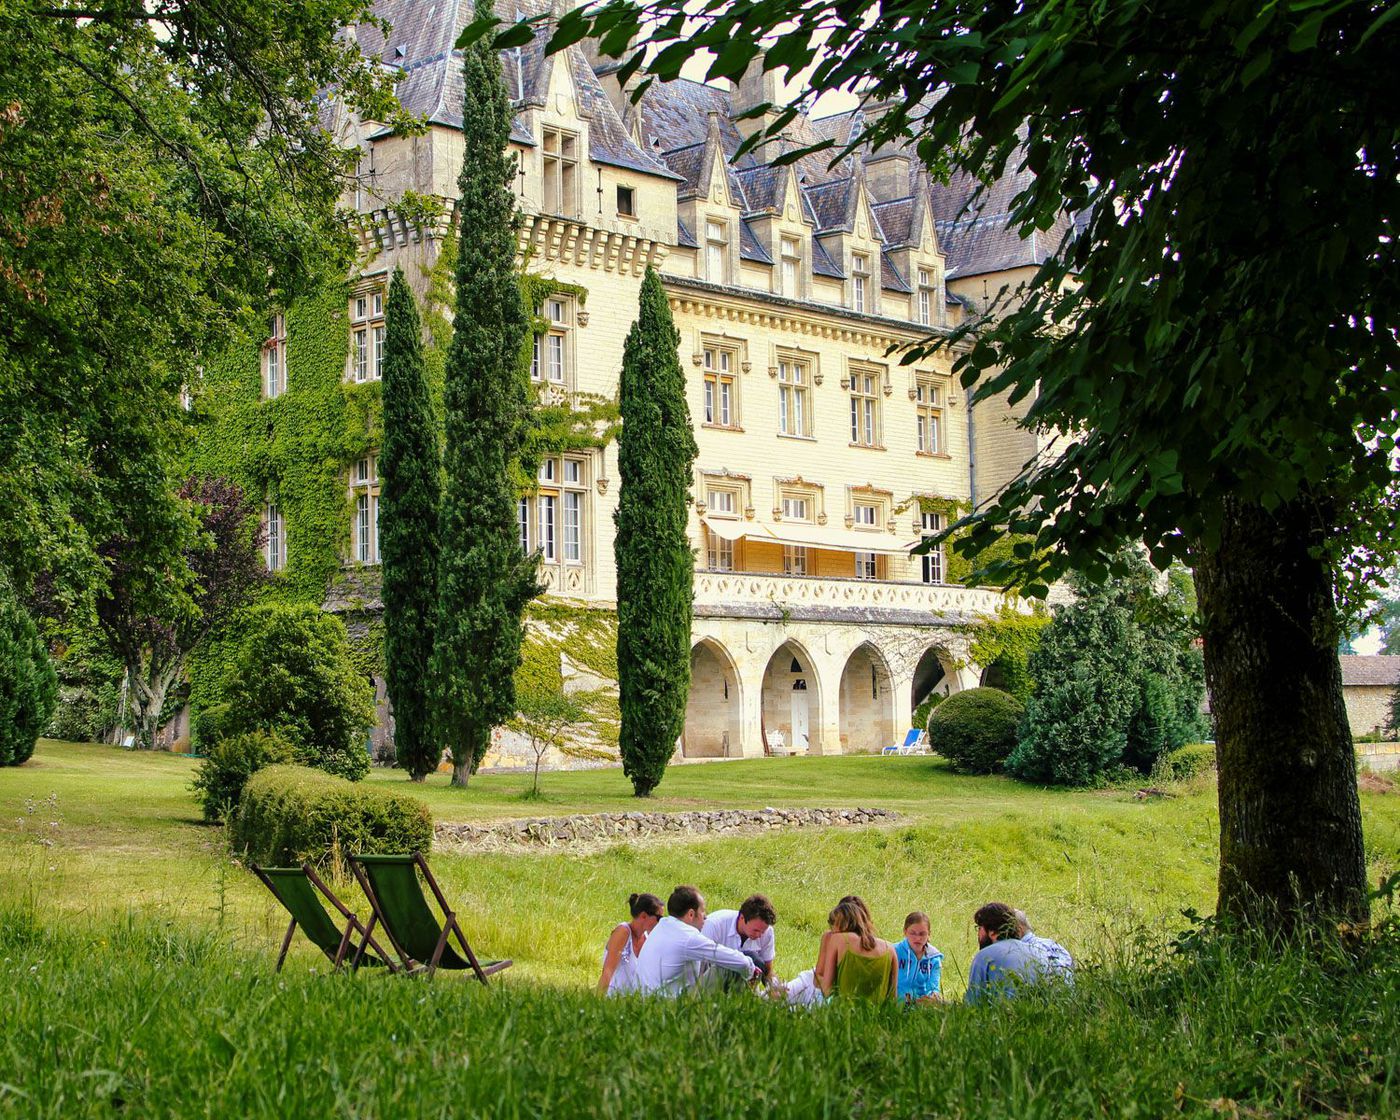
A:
[4,740,1399,989]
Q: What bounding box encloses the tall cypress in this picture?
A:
[431,6,539,788]
[379,266,441,781]
[615,268,699,797]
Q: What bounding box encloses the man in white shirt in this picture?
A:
[701,894,777,986]
[634,885,762,996]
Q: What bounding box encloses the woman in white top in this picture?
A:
[597,892,664,995]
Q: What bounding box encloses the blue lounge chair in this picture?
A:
[883,729,923,755]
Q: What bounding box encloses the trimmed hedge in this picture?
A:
[189,730,294,823]
[1155,742,1217,782]
[231,765,432,870]
[928,687,1024,774]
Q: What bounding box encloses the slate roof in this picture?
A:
[363,1,673,176]
[1340,655,1400,688]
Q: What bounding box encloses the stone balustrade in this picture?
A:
[693,570,1010,620]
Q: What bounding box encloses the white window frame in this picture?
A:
[917,268,933,325]
[702,346,737,427]
[921,510,944,585]
[351,456,379,564]
[781,495,810,522]
[782,545,809,576]
[707,532,735,572]
[263,315,287,399]
[780,237,801,297]
[855,551,879,580]
[852,253,870,313]
[777,359,811,437]
[849,370,880,447]
[705,219,727,283]
[532,296,572,386]
[264,504,285,572]
[853,502,879,528]
[916,377,944,455]
[522,454,588,567]
[707,488,738,518]
[542,127,579,217]
[350,288,385,383]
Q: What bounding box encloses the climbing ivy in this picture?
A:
[959,603,1051,703]
[906,494,1039,589]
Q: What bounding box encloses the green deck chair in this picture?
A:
[350,852,512,982]
[252,863,394,973]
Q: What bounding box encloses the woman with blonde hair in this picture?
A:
[771,895,896,1005]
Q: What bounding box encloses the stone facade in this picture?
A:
[303,2,1054,763]
[1340,655,1400,740]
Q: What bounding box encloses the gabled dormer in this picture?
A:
[674,110,742,286]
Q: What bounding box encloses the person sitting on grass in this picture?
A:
[965,901,1046,1006]
[819,896,897,1001]
[1014,908,1075,980]
[894,911,944,1004]
[633,885,764,997]
[701,893,777,988]
[597,892,664,996]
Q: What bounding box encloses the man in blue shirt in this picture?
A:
[1014,908,1075,980]
[964,901,1045,1005]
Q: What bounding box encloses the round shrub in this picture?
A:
[1155,742,1217,782]
[928,687,1025,774]
[190,729,295,822]
[231,764,433,871]
[217,603,375,781]
[0,574,57,766]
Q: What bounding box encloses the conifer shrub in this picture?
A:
[928,687,1024,773]
[190,729,294,822]
[1155,742,1218,782]
[230,764,432,870]
[192,702,235,756]
[215,603,375,781]
[0,574,57,766]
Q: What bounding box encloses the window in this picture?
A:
[702,347,736,427]
[263,315,287,399]
[781,495,810,522]
[853,502,878,528]
[616,185,636,217]
[351,456,379,564]
[705,219,727,282]
[777,359,811,437]
[706,532,734,571]
[852,253,870,313]
[921,511,944,585]
[849,369,881,446]
[532,297,570,385]
[521,455,588,565]
[780,237,801,297]
[783,545,809,576]
[350,289,385,383]
[542,127,579,216]
[916,378,944,454]
[917,268,934,326]
[264,504,285,571]
[855,551,879,580]
[708,489,737,517]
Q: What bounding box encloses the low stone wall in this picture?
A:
[435,806,899,850]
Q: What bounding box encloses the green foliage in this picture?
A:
[192,703,235,756]
[1009,587,1143,786]
[0,573,57,765]
[230,764,432,870]
[215,603,374,781]
[927,687,1024,774]
[964,606,1051,703]
[189,729,295,823]
[431,11,541,785]
[45,633,123,744]
[0,1,402,608]
[615,269,699,797]
[1155,743,1218,783]
[510,686,593,794]
[379,267,441,781]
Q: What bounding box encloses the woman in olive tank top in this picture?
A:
[818,896,897,1001]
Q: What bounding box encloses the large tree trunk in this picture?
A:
[1194,497,1367,930]
[125,654,183,752]
[450,760,471,787]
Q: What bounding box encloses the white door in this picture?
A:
[791,680,809,752]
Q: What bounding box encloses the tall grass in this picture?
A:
[1,904,1395,1119]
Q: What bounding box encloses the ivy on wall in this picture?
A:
[959,603,1051,703]
[906,494,1040,589]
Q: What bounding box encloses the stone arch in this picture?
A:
[911,645,959,722]
[760,639,822,754]
[838,642,896,754]
[683,638,742,758]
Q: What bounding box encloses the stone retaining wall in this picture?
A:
[435,806,899,850]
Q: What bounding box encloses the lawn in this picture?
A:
[5,740,1399,991]
[3,739,1400,1118]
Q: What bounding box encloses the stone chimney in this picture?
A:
[729,54,782,144]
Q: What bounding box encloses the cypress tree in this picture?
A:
[379,266,441,781]
[431,8,539,787]
[615,268,698,797]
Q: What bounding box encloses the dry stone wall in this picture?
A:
[436,806,898,850]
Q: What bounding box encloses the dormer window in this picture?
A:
[852,253,871,313]
[705,220,727,283]
[917,268,935,325]
[780,236,801,297]
[542,127,579,217]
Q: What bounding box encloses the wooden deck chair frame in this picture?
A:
[252,862,397,974]
[351,852,511,982]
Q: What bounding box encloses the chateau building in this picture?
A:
[244,2,1054,763]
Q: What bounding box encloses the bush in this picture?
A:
[216,603,375,781]
[1155,742,1217,782]
[0,574,57,766]
[192,702,235,756]
[927,687,1024,774]
[230,764,433,870]
[189,730,294,822]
